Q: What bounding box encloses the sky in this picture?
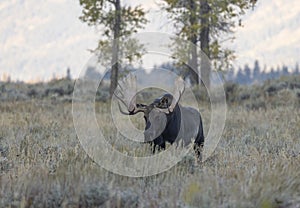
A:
[0,0,299,82]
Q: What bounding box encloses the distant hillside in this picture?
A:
[0,73,299,110]
[226,61,300,85]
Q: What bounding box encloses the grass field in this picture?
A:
[0,96,299,207]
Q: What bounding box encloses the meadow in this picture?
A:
[0,78,299,207]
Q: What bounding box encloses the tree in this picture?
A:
[253,60,260,81]
[66,67,71,80]
[244,64,251,84]
[79,0,148,97]
[199,0,210,87]
[236,67,246,85]
[225,67,235,82]
[160,0,257,87]
[294,63,300,75]
[269,67,276,80]
[281,65,289,77]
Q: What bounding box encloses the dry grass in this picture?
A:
[0,99,299,207]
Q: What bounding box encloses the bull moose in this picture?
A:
[114,75,204,159]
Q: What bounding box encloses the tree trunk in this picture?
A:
[200,0,210,88]
[188,0,199,86]
[110,0,121,98]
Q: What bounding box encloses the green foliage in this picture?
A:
[79,0,147,35]
[79,0,148,64]
[79,0,148,97]
[224,75,300,109]
[94,36,146,67]
[160,0,255,71]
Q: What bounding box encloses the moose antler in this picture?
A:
[114,74,146,115]
[170,76,185,109]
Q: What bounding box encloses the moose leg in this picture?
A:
[194,119,204,160]
[157,141,166,151]
[152,136,165,154]
[194,136,204,160]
